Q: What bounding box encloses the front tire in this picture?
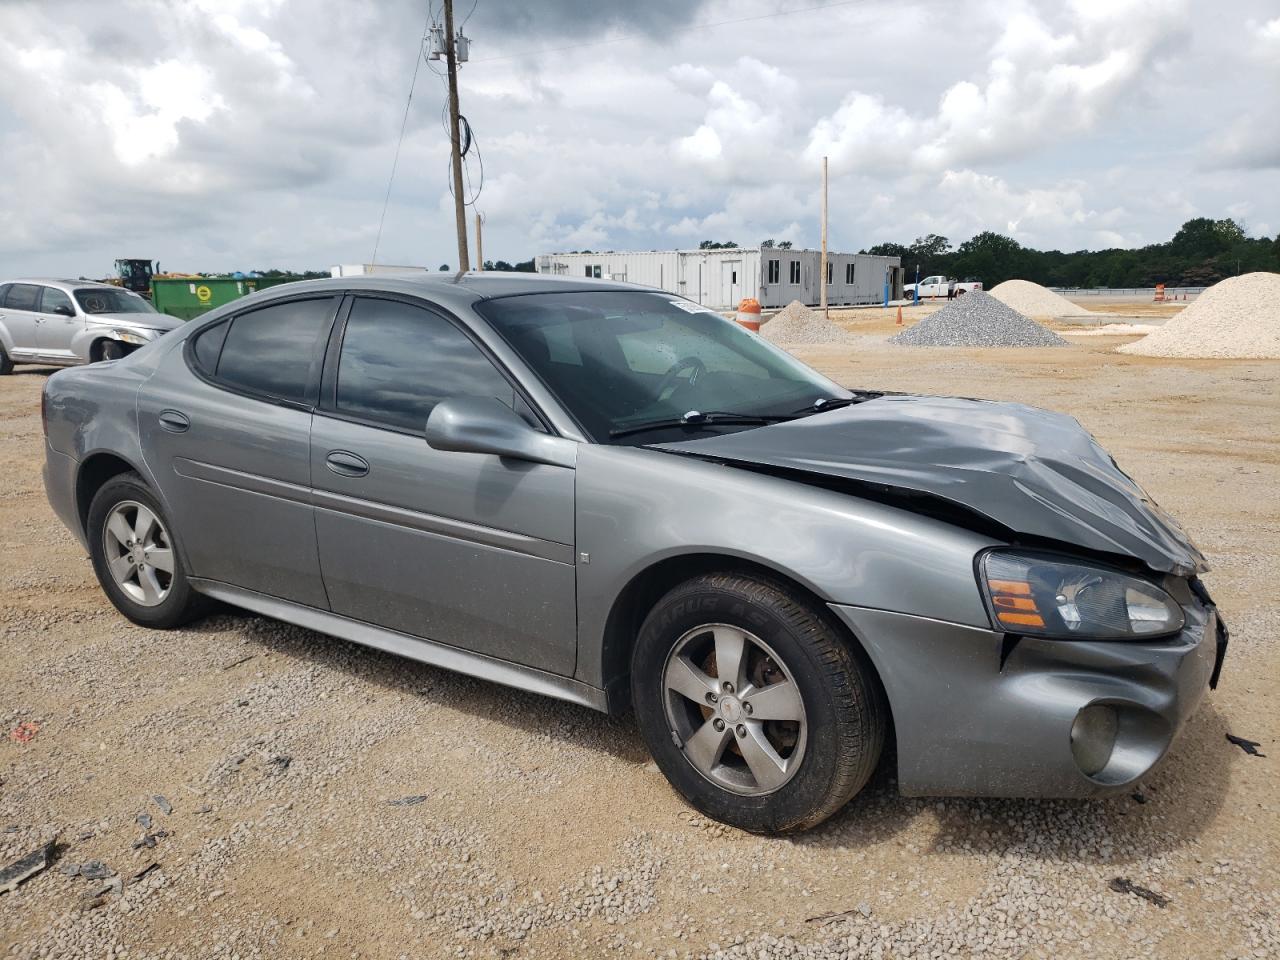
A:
[98,340,127,362]
[87,472,211,629]
[0,346,12,375]
[632,573,886,833]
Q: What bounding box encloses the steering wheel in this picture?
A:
[654,355,707,401]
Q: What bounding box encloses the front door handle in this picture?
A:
[325,450,369,478]
[158,410,190,433]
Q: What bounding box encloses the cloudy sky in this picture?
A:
[1,0,1278,277]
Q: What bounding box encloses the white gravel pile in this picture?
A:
[990,279,1095,317]
[760,300,852,345]
[890,291,1069,347]
[1119,272,1280,358]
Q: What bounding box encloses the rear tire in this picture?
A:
[632,573,886,833]
[87,472,212,629]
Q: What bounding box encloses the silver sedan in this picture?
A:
[0,278,181,373]
[40,273,1227,833]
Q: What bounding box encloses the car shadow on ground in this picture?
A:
[205,608,1234,862]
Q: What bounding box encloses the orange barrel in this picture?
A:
[1154,283,1166,302]
[736,298,762,332]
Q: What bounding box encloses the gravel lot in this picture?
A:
[1,339,1277,960]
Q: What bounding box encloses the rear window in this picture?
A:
[213,297,335,404]
[3,284,40,311]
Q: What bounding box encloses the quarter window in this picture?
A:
[335,298,514,432]
[40,287,73,314]
[3,284,40,312]
[214,297,334,403]
[788,261,801,284]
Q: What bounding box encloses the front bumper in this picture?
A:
[831,584,1225,798]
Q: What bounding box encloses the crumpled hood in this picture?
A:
[86,311,182,333]
[655,394,1206,576]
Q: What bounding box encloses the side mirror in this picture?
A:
[53,304,75,317]
[425,396,577,469]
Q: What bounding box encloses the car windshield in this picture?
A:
[74,287,156,315]
[476,290,849,443]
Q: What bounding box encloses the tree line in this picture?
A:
[863,218,1280,289]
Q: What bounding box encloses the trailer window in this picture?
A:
[766,259,780,284]
[788,261,801,284]
[845,262,855,284]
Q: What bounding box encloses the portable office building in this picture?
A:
[533,247,902,310]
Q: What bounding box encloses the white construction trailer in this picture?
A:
[533,247,903,310]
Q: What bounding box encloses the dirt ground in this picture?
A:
[1,329,1277,959]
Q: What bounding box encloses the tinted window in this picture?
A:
[41,287,74,314]
[216,297,333,403]
[335,298,514,432]
[191,319,230,374]
[4,284,40,312]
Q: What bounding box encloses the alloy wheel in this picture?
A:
[662,623,808,796]
[102,500,175,607]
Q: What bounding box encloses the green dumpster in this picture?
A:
[150,277,305,321]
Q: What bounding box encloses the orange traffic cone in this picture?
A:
[896,306,903,325]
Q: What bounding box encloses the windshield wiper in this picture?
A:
[792,393,875,416]
[609,409,790,440]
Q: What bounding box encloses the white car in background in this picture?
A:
[904,276,983,300]
[0,279,181,374]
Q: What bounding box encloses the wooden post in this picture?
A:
[820,156,828,318]
[444,0,470,272]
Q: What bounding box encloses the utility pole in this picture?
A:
[444,0,470,272]
[820,155,829,318]
[475,211,484,270]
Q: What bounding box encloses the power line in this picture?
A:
[471,0,867,64]
[371,13,431,265]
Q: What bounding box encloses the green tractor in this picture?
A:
[114,258,156,298]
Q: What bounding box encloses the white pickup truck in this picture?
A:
[903,276,983,300]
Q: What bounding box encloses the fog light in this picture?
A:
[1071,704,1119,777]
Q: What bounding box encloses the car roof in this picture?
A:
[5,278,121,291]
[239,271,648,312]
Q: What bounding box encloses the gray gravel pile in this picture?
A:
[760,300,853,345]
[890,291,1069,347]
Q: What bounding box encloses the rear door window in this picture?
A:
[213,297,335,404]
[333,297,515,432]
[40,287,74,315]
[3,284,40,312]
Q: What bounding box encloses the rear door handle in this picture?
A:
[325,450,369,478]
[158,410,190,433]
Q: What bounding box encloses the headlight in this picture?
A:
[111,329,153,345]
[978,550,1184,639]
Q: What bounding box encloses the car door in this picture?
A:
[0,284,43,359]
[35,286,80,363]
[309,294,577,676]
[138,294,339,609]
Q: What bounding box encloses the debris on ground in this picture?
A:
[0,840,55,894]
[806,902,873,924]
[77,860,115,881]
[136,812,153,830]
[889,291,1069,348]
[1131,792,1148,804]
[989,279,1095,317]
[759,300,853,345]
[132,830,169,850]
[265,754,292,773]
[1226,733,1266,757]
[221,654,256,670]
[152,794,173,815]
[1109,877,1171,908]
[387,795,429,807]
[8,721,40,744]
[1118,271,1280,358]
